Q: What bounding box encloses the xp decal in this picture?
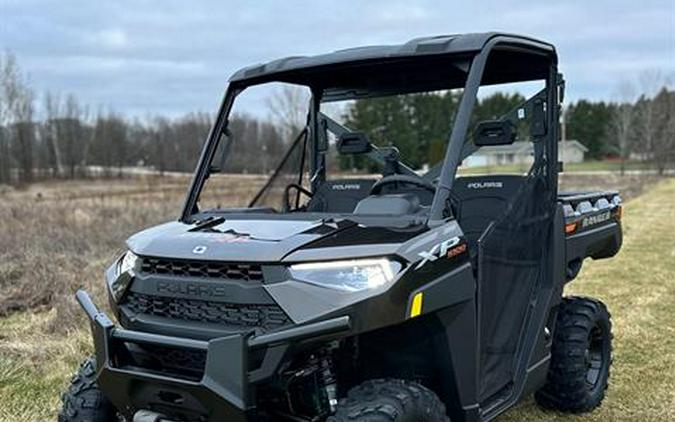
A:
[415,236,463,269]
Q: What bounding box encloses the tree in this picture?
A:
[565,100,613,159]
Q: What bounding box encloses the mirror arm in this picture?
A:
[319,113,418,177]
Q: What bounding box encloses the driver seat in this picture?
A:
[305,179,375,213]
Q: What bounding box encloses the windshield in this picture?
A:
[196,83,465,216]
[195,77,547,218]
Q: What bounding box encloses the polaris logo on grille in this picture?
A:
[467,181,503,189]
[156,281,229,298]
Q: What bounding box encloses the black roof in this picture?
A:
[229,32,555,85]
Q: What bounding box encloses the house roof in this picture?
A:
[560,140,589,152]
[229,32,556,86]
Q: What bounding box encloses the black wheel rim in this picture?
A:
[585,323,607,390]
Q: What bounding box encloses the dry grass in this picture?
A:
[0,177,185,322]
[0,174,673,421]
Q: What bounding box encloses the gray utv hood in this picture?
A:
[126,217,426,263]
[126,219,334,262]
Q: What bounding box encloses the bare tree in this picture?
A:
[42,91,65,177]
[266,85,310,139]
[11,86,36,184]
[634,71,667,166]
[650,88,675,174]
[0,53,12,184]
[609,81,637,175]
[60,94,87,178]
[1,51,36,184]
[0,51,20,128]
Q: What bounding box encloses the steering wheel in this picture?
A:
[283,183,313,212]
[369,174,436,196]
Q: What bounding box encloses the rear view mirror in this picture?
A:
[337,132,372,155]
[473,120,516,147]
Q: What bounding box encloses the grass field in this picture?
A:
[0,175,673,421]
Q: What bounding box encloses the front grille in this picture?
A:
[123,292,292,331]
[140,257,263,281]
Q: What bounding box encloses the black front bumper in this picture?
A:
[76,290,350,421]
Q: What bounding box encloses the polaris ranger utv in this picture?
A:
[60,32,623,422]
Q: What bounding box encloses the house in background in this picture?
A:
[463,139,588,167]
[559,140,588,163]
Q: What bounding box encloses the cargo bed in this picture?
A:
[559,191,623,281]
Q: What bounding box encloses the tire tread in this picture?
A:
[535,296,612,413]
[58,356,117,422]
[328,379,449,422]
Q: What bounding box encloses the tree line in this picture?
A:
[1,50,673,187]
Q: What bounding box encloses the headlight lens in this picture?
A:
[289,258,401,292]
[118,251,139,275]
[107,251,138,302]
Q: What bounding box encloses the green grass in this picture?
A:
[0,311,93,421]
[1,178,674,421]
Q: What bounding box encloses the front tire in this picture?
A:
[59,356,119,422]
[328,379,449,422]
[535,296,612,413]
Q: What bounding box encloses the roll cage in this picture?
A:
[180,33,560,225]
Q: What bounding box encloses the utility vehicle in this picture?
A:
[60,32,623,422]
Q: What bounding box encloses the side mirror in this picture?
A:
[337,132,372,155]
[473,120,516,146]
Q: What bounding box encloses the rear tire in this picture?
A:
[328,379,449,422]
[59,356,119,422]
[535,296,612,413]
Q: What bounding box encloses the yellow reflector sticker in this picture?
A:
[410,292,424,318]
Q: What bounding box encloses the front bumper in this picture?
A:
[76,290,350,421]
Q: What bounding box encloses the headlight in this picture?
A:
[118,250,139,275]
[289,258,402,292]
[106,251,138,302]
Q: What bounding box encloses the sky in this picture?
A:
[1,0,673,118]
